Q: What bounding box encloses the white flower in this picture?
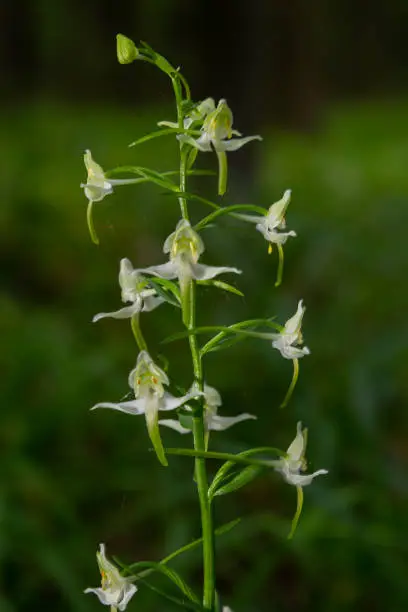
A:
[84,543,137,611]
[81,150,137,203]
[159,383,256,434]
[93,258,165,322]
[91,351,202,465]
[240,190,296,248]
[275,422,328,487]
[136,219,241,294]
[158,97,216,130]
[178,99,261,195]
[180,98,262,153]
[272,300,310,360]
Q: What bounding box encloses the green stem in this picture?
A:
[172,76,189,221]
[172,72,215,609]
[131,313,148,351]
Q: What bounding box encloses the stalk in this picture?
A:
[173,78,215,610]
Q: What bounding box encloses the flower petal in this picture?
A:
[137,261,178,280]
[191,263,242,281]
[286,422,304,462]
[216,135,262,152]
[207,412,257,431]
[91,400,146,415]
[117,583,138,611]
[93,304,141,322]
[159,419,191,434]
[160,391,202,412]
[142,295,166,312]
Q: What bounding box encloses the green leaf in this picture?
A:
[186,146,199,170]
[197,279,244,297]
[136,577,203,611]
[209,465,263,500]
[208,447,282,500]
[162,319,281,347]
[123,560,199,604]
[148,277,181,308]
[129,127,201,148]
[107,165,178,192]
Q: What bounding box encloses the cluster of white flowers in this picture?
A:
[82,90,328,610]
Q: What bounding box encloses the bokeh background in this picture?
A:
[2,1,408,611]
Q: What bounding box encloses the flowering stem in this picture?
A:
[174,89,215,602]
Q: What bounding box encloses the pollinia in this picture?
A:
[81,34,328,612]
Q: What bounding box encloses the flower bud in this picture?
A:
[116,33,139,64]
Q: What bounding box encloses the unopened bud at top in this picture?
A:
[116,33,139,64]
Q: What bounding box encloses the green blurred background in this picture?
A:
[2,1,408,611]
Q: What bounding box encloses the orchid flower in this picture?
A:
[93,258,165,323]
[81,150,140,244]
[272,300,310,360]
[159,383,256,444]
[239,190,296,286]
[275,423,328,538]
[158,97,216,130]
[179,99,262,195]
[91,351,202,466]
[136,219,241,323]
[84,543,137,611]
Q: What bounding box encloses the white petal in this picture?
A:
[117,583,138,611]
[92,304,141,322]
[275,344,310,360]
[285,469,328,487]
[142,295,166,312]
[160,391,202,412]
[284,300,305,336]
[84,587,118,606]
[216,135,262,152]
[137,261,177,280]
[208,413,257,431]
[177,134,212,152]
[91,400,146,415]
[191,263,242,281]
[159,419,191,434]
[266,190,292,228]
[256,225,297,245]
[286,422,304,462]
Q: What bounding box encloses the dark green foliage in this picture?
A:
[2,98,408,611]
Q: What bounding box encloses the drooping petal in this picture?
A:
[84,587,118,607]
[92,303,141,322]
[142,295,166,312]
[207,412,257,431]
[144,392,168,466]
[117,583,138,611]
[90,400,146,415]
[160,391,202,412]
[256,224,297,245]
[282,467,329,487]
[159,419,191,434]
[216,135,262,152]
[272,340,310,360]
[191,262,242,281]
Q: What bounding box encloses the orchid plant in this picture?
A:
[82,34,328,612]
